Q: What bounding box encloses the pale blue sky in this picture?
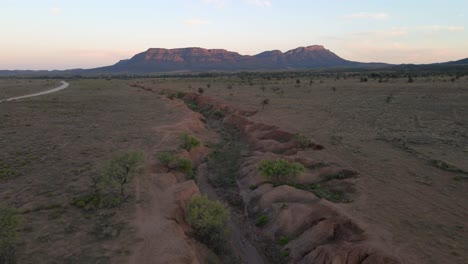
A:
[1,0,467,70]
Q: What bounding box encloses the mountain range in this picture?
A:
[93,45,385,73]
[0,45,467,76]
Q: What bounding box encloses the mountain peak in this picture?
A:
[108,45,360,73]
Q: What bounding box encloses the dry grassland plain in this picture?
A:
[1,76,467,264]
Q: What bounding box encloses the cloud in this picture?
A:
[417,25,464,32]
[184,19,211,26]
[245,0,272,8]
[352,28,408,38]
[202,0,227,8]
[345,12,389,20]
[49,7,62,15]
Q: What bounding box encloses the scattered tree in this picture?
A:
[100,151,144,197]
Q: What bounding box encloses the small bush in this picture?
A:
[71,192,100,210]
[185,196,230,251]
[198,88,205,94]
[0,205,21,263]
[212,110,225,119]
[278,236,289,246]
[177,158,193,174]
[176,91,186,98]
[255,215,268,227]
[156,152,177,171]
[259,159,304,185]
[181,134,201,151]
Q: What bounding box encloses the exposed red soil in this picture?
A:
[181,92,406,264]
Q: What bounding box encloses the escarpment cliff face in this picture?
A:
[93,45,381,73]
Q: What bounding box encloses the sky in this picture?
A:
[1,0,467,70]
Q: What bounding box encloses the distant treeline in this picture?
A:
[1,64,468,80]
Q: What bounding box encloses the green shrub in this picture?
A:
[176,91,186,98]
[278,236,289,246]
[100,151,144,196]
[212,110,225,119]
[185,196,230,251]
[156,152,177,171]
[181,134,201,151]
[255,215,268,227]
[259,159,304,185]
[71,192,100,210]
[177,158,193,174]
[0,205,21,263]
[0,168,18,180]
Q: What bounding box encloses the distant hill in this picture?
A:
[443,58,468,65]
[89,45,388,73]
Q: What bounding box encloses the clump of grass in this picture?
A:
[71,192,100,211]
[278,236,289,246]
[181,134,201,151]
[430,160,467,174]
[293,183,351,203]
[293,133,312,149]
[0,205,21,263]
[255,215,268,227]
[0,168,18,180]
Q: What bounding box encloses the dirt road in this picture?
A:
[0,80,69,102]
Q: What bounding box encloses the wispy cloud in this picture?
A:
[353,28,408,38]
[345,12,389,20]
[417,25,464,32]
[245,0,272,8]
[49,7,62,15]
[202,0,228,8]
[184,19,211,26]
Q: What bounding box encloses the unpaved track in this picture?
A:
[0,81,69,102]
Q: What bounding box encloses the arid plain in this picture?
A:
[1,75,467,264]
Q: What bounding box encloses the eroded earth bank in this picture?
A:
[129,82,408,264]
